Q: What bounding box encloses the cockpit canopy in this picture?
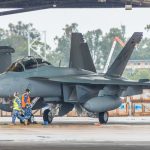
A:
[7,56,51,72]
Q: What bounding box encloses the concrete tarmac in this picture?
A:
[0,117,150,150]
[1,142,150,150]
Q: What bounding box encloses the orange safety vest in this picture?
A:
[21,93,31,108]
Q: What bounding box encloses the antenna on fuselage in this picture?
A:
[59,60,61,67]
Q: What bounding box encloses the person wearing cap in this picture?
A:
[12,92,25,125]
[21,89,32,125]
[21,89,31,109]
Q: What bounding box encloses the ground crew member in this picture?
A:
[24,103,32,120]
[21,89,32,125]
[12,92,25,125]
[21,89,31,109]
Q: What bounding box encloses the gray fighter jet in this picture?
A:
[0,32,149,124]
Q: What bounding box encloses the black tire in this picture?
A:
[43,109,53,124]
[98,112,109,124]
[20,114,25,124]
[28,114,34,124]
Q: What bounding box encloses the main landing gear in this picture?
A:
[98,112,109,124]
[43,109,53,124]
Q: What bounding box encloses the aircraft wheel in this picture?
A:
[20,114,25,124]
[43,109,53,124]
[28,114,34,124]
[98,112,109,124]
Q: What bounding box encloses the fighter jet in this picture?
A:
[0,32,149,124]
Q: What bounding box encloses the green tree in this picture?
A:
[54,24,126,69]
[131,37,150,60]
[101,25,126,69]
[0,21,49,61]
[129,24,150,60]
[54,23,79,66]
[84,29,103,69]
[131,25,150,60]
[145,24,150,31]
[124,69,150,80]
[0,28,6,40]
[7,21,40,40]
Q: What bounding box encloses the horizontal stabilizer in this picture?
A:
[105,32,143,78]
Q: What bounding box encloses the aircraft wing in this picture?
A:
[49,75,150,86]
[29,75,150,86]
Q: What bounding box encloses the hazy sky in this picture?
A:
[0,8,150,47]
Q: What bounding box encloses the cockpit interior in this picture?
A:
[7,56,51,72]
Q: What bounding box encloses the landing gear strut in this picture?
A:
[98,112,109,124]
[43,109,53,124]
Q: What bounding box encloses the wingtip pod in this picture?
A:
[105,32,143,78]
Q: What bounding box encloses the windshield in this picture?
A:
[7,57,51,72]
[7,62,24,72]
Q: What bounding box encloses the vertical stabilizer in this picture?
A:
[105,32,142,78]
[69,33,96,73]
